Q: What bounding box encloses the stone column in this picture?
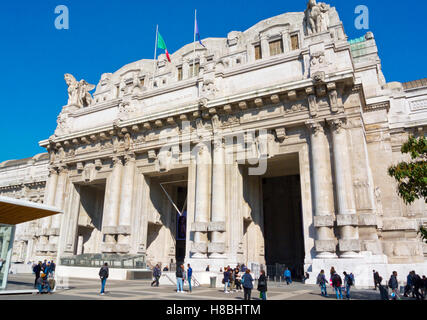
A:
[306,120,337,258]
[102,156,123,251]
[40,167,58,243]
[281,31,290,53]
[117,153,136,251]
[50,165,68,254]
[260,35,270,58]
[209,139,226,259]
[328,118,361,258]
[191,143,211,259]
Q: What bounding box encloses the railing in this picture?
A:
[60,254,147,269]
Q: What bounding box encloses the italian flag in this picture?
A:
[158,33,171,63]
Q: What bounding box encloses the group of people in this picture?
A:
[374,269,426,300]
[175,264,193,293]
[222,265,268,300]
[32,260,56,294]
[316,267,355,300]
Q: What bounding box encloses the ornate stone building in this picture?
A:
[1,1,426,286]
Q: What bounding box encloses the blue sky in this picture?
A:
[0,0,425,162]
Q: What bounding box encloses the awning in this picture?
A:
[0,196,62,225]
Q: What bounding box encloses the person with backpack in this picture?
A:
[316,270,328,297]
[343,271,354,300]
[242,269,254,300]
[257,270,268,300]
[388,271,400,300]
[331,271,343,300]
[99,263,109,295]
[151,264,161,287]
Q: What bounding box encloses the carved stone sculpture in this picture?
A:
[305,0,330,35]
[64,73,95,108]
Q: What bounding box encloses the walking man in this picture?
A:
[242,269,254,300]
[33,261,42,289]
[388,271,400,300]
[187,264,193,293]
[176,264,185,293]
[404,271,414,297]
[373,270,380,290]
[343,272,354,300]
[223,267,230,293]
[151,264,161,287]
[284,267,292,285]
[99,263,109,295]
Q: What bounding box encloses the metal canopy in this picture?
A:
[0,196,62,225]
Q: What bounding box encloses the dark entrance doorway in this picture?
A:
[262,175,305,279]
[175,186,188,265]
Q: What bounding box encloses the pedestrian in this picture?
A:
[235,268,242,292]
[284,267,292,285]
[257,270,267,300]
[331,271,343,300]
[330,267,336,287]
[373,270,380,290]
[421,275,427,299]
[206,265,210,272]
[412,272,423,300]
[36,272,52,294]
[230,267,236,292]
[316,270,328,297]
[223,267,230,293]
[41,259,47,273]
[388,271,400,300]
[242,269,254,300]
[163,265,169,271]
[343,271,354,300]
[187,264,193,293]
[176,264,185,293]
[33,261,42,289]
[151,264,161,287]
[50,260,56,277]
[378,276,389,300]
[404,271,414,297]
[99,263,109,295]
[241,264,247,273]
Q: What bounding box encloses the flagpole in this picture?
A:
[153,24,159,89]
[193,9,197,79]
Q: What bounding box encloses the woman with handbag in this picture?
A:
[242,269,254,300]
[257,270,267,300]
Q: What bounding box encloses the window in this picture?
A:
[291,34,299,51]
[255,45,262,60]
[269,39,283,56]
[177,67,183,81]
[140,77,145,87]
[189,62,200,78]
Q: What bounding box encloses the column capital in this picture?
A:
[124,153,136,164]
[112,156,123,167]
[327,116,347,134]
[305,120,325,136]
[48,166,59,176]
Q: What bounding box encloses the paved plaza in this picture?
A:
[0,274,397,300]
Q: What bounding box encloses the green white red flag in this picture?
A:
[157,33,171,63]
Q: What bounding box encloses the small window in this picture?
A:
[163,79,166,84]
[291,34,299,51]
[140,77,145,87]
[255,45,262,60]
[269,39,283,56]
[189,62,200,78]
[177,67,183,81]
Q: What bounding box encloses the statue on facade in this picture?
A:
[64,73,95,108]
[305,0,330,35]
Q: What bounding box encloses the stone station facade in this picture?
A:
[1,1,426,287]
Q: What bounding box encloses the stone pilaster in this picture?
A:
[306,120,337,258]
[102,156,123,252]
[328,117,361,258]
[117,153,136,252]
[209,138,227,259]
[41,167,58,232]
[191,143,211,259]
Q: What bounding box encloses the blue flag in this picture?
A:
[195,18,205,47]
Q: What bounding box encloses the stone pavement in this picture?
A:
[0,274,402,300]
